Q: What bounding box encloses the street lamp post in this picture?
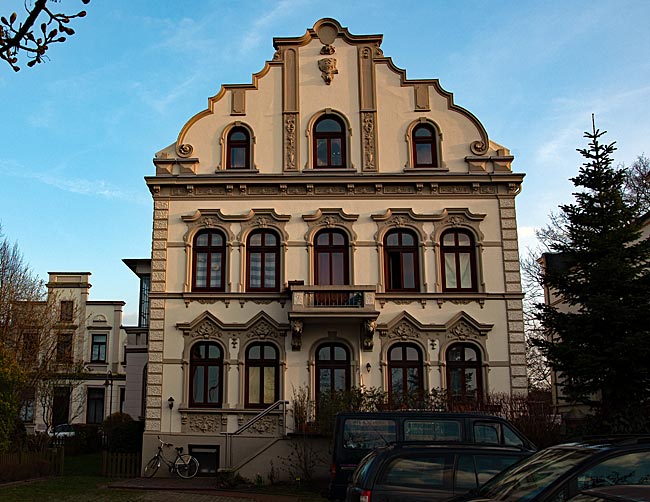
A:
[103,370,114,418]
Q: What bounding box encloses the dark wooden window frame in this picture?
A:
[90,333,107,363]
[246,229,280,292]
[314,229,350,286]
[315,343,351,402]
[226,126,251,169]
[86,387,105,424]
[60,300,74,322]
[313,114,346,169]
[387,343,424,400]
[440,229,478,292]
[384,229,420,292]
[446,343,483,403]
[245,342,279,409]
[412,123,438,168]
[56,333,73,363]
[189,341,224,408]
[192,230,226,292]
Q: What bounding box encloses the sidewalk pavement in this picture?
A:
[109,477,324,502]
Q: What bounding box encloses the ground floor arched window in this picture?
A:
[446,343,483,404]
[315,343,350,402]
[387,343,424,406]
[245,342,279,408]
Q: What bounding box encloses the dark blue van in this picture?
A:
[328,411,536,500]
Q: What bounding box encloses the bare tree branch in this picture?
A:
[0,0,90,72]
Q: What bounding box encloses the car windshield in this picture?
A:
[479,446,594,500]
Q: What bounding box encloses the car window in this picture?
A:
[343,419,397,449]
[455,454,525,491]
[404,420,461,442]
[456,455,478,490]
[575,451,650,490]
[474,423,500,445]
[379,454,451,489]
[503,425,524,447]
[352,452,377,484]
[475,454,524,485]
[480,448,594,501]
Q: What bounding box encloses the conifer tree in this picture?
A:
[535,118,650,420]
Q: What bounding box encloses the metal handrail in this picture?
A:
[222,400,289,469]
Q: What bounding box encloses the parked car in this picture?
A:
[329,411,536,500]
[49,423,76,438]
[346,443,533,502]
[568,485,650,502]
[450,436,650,502]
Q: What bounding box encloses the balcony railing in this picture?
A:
[289,285,378,316]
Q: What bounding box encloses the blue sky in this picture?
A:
[1,0,649,323]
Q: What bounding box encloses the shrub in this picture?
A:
[102,413,143,453]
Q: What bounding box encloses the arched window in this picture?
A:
[315,343,350,402]
[313,115,346,168]
[446,343,482,404]
[190,342,223,407]
[384,230,419,292]
[314,230,349,286]
[192,230,226,292]
[412,123,438,168]
[226,126,250,169]
[245,343,279,408]
[246,230,280,292]
[387,343,424,406]
[440,229,477,292]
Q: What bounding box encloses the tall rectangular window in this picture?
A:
[60,301,74,322]
[139,275,150,327]
[86,387,105,424]
[91,334,107,362]
[57,333,73,362]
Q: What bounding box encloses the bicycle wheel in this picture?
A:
[174,454,199,479]
[143,456,160,478]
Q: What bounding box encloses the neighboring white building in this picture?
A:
[28,272,127,433]
[141,19,527,476]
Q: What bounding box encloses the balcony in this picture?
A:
[288,284,378,319]
[287,284,379,351]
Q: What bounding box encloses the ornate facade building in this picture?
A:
[142,19,526,476]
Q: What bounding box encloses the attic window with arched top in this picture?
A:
[412,123,438,168]
[313,115,346,168]
[226,126,251,169]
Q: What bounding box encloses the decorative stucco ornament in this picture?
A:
[318,58,338,85]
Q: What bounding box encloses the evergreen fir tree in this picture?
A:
[535,118,650,421]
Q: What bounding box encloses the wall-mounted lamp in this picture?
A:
[366,362,372,373]
[168,396,174,410]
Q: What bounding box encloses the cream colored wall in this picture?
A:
[176,35,493,176]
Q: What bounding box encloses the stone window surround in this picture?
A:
[303,208,358,285]
[404,117,446,171]
[177,311,289,410]
[182,209,290,293]
[305,108,354,171]
[217,121,257,172]
[378,310,492,397]
[307,336,358,405]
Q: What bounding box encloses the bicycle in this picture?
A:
[143,436,199,479]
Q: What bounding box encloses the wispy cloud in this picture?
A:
[0,159,149,205]
[240,0,308,54]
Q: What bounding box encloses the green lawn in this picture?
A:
[0,453,327,501]
[0,454,148,502]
